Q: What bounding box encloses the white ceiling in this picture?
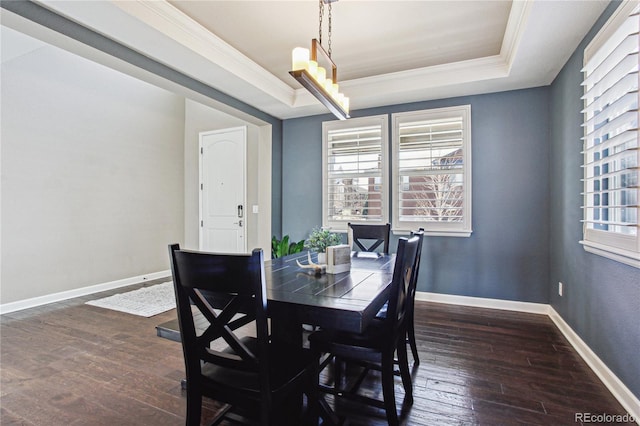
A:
[5,0,609,120]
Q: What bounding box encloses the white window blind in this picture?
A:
[322,115,389,229]
[581,2,640,268]
[392,106,472,236]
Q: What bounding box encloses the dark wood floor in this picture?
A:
[1,280,633,425]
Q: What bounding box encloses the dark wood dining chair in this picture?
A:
[308,235,420,426]
[168,244,317,426]
[374,228,424,366]
[348,222,391,254]
[405,228,424,365]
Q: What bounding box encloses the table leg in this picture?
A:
[270,315,307,422]
[271,315,303,348]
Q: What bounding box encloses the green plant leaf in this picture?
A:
[304,227,342,253]
[272,235,305,258]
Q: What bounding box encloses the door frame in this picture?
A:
[198,126,248,253]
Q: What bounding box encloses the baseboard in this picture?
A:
[0,270,171,315]
[548,307,640,424]
[415,291,639,424]
[415,291,549,314]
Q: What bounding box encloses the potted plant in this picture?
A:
[271,235,305,259]
[304,227,342,263]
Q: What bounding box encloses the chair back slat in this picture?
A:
[348,223,391,254]
[192,291,258,365]
[173,249,261,293]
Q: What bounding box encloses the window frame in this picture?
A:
[580,0,640,268]
[322,115,389,231]
[391,105,472,237]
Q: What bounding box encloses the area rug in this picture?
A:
[86,281,176,317]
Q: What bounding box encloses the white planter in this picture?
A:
[317,252,327,264]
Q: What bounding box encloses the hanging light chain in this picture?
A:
[318,0,324,47]
[328,0,332,58]
[318,0,333,58]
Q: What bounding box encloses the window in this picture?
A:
[322,115,389,230]
[392,106,472,236]
[581,1,639,268]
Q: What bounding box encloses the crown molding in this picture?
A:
[500,0,534,72]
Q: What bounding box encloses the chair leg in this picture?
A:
[308,355,321,426]
[260,402,269,426]
[313,355,342,426]
[185,390,202,426]
[396,339,413,404]
[407,322,420,366]
[381,351,399,426]
[334,357,344,389]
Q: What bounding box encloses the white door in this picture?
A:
[199,127,247,253]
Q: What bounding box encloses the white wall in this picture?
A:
[183,100,271,253]
[1,28,185,304]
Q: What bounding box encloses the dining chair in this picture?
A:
[348,222,391,254]
[168,244,317,426]
[308,235,420,426]
[405,228,424,365]
[374,228,424,366]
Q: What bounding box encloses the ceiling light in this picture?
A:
[290,0,350,120]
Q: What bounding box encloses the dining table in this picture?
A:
[156,250,396,346]
[156,249,396,424]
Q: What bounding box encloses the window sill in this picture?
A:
[580,240,640,269]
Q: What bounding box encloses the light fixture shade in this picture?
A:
[316,66,327,85]
[308,60,318,76]
[292,47,309,71]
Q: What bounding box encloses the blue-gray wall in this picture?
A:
[283,88,551,304]
[549,1,640,399]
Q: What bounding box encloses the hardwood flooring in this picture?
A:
[1,280,634,425]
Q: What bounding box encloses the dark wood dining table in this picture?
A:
[156,250,396,345]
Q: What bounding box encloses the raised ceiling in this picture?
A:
[168,1,513,84]
[5,0,610,119]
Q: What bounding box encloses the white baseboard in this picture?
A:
[0,270,171,315]
[548,307,640,424]
[415,291,549,314]
[415,291,639,424]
